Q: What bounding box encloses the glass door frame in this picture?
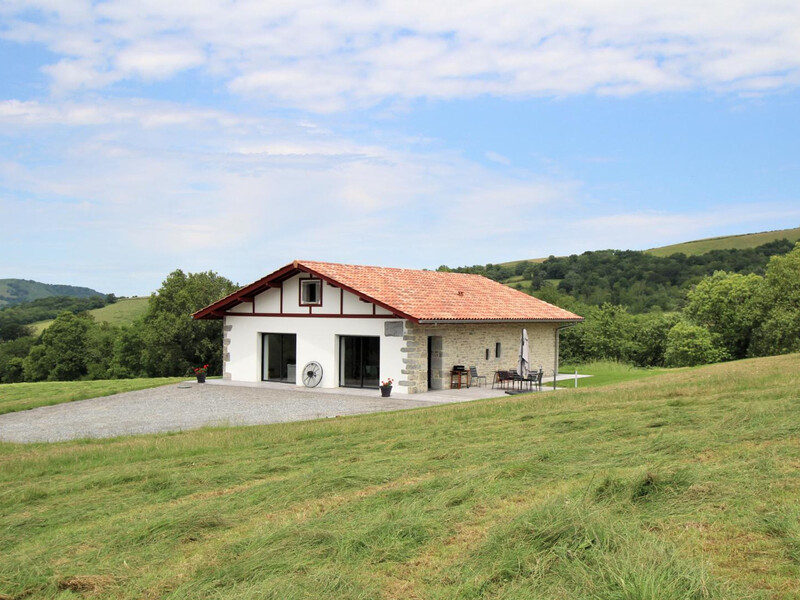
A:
[339,335,380,389]
[261,333,297,383]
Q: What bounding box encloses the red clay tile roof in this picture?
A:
[194,260,583,322]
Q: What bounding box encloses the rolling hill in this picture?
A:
[645,226,800,257]
[500,225,800,265]
[0,278,104,309]
[30,296,150,334]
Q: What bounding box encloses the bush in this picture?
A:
[664,322,727,367]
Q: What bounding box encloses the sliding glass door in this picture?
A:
[340,336,380,388]
[262,333,297,383]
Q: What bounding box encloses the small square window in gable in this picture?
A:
[300,279,322,306]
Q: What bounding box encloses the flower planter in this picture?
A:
[380,385,392,397]
[196,373,206,383]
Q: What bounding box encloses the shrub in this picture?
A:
[664,322,727,367]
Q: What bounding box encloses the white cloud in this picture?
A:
[116,41,205,80]
[0,97,591,291]
[3,0,800,108]
[0,99,253,128]
[485,152,511,165]
[2,97,798,294]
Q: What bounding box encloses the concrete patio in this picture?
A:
[205,371,592,402]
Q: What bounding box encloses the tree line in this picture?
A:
[1,241,799,384]
[441,239,795,313]
[546,243,800,367]
[0,294,118,342]
[0,271,236,383]
[439,239,800,369]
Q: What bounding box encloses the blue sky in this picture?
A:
[1,1,799,296]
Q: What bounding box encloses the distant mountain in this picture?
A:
[0,279,105,309]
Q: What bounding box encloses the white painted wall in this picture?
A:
[249,275,375,316]
[254,288,280,313]
[225,314,408,392]
[229,303,252,313]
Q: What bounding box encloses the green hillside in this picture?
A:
[499,225,800,265]
[31,296,149,334]
[2,354,799,598]
[0,278,104,309]
[645,226,800,257]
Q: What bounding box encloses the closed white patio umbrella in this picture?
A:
[518,328,530,378]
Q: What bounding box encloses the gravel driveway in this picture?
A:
[0,382,446,443]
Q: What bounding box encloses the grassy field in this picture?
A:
[0,377,184,415]
[31,296,149,334]
[561,360,675,389]
[2,354,800,598]
[498,226,800,266]
[645,226,800,257]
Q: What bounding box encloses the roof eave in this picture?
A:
[192,260,419,322]
[417,317,584,324]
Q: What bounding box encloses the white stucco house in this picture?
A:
[193,260,583,394]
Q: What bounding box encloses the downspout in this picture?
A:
[554,323,578,390]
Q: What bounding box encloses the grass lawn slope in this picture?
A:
[0,377,185,415]
[1,355,799,598]
[560,360,675,388]
[646,226,800,257]
[499,225,800,266]
[30,296,149,334]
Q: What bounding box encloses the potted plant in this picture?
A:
[380,377,394,397]
[193,364,209,383]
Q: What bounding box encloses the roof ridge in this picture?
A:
[194,259,584,322]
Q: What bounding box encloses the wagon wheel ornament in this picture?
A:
[302,361,323,387]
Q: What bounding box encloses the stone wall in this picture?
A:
[401,321,560,393]
[222,321,232,381]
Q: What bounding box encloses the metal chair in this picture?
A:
[493,370,511,389]
[521,368,544,392]
[469,366,487,388]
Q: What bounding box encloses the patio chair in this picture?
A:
[493,370,511,389]
[469,366,487,388]
[525,369,544,391]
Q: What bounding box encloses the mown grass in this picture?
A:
[2,354,800,598]
[499,226,800,266]
[561,360,674,388]
[646,226,800,257]
[31,296,150,334]
[0,377,185,415]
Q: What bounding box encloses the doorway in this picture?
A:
[427,335,443,390]
[339,336,380,388]
[262,333,297,383]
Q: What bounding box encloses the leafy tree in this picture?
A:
[581,303,637,362]
[22,345,49,382]
[629,312,681,367]
[750,243,800,355]
[0,319,33,342]
[85,322,119,380]
[108,325,147,379]
[0,294,110,341]
[0,336,35,383]
[442,239,794,313]
[23,312,94,381]
[139,270,237,377]
[664,322,727,367]
[684,271,765,359]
